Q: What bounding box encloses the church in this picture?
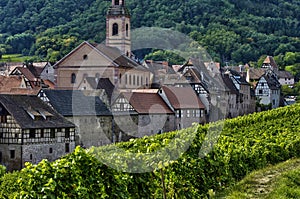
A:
[53,0,152,90]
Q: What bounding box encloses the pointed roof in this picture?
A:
[161,86,205,109]
[0,94,74,129]
[262,56,278,69]
[41,90,112,116]
[54,41,146,71]
[122,92,173,114]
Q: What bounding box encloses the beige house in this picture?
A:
[53,41,151,90]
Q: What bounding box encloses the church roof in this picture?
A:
[54,41,147,71]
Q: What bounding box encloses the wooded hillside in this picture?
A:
[0,0,299,64]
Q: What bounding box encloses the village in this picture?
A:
[0,0,296,171]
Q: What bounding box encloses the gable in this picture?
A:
[55,42,115,68]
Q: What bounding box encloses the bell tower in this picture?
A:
[106,0,131,56]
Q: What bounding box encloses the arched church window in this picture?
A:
[112,23,118,36]
[126,24,129,37]
[71,73,76,84]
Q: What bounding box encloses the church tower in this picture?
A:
[106,0,131,56]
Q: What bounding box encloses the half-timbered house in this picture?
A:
[255,71,281,109]
[0,95,75,171]
[38,90,113,148]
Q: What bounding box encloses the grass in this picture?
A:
[0,54,37,63]
[214,158,300,199]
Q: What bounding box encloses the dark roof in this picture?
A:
[161,86,205,109]
[11,67,36,81]
[122,92,173,114]
[222,74,239,95]
[277,70,294,79]
[263,72,281,90]
[85,77,115,99]
[0,95,74,129]
[41,90,112,116]
[143,60,176,74]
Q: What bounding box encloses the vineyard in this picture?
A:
[0,104,300,198]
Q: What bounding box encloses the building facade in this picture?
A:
[0,95,75,171]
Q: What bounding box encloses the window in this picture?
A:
[50,129,55,138]
[49,148,53,154]
[0,151,2,163]
[10,150,15,159]
[187,110,190,118]
[259,89,263,94]
[0,115,7,123]
[176,110,182,118]
[71,73,76,84]
[129,75,132,85]
[65,128,70,138]
[0,132,3,138]
[112,23,118,36]
[29,129,35,138]
[65,143,70,153]
[195,110,200,117]
[133,75,136,85]
[119,73,122,84]
[137,76,139,86]
[115,0,119,5]
[126,24,129,37]
[41,129,44,138]
[30,154,32,160]
[83,54,88,60]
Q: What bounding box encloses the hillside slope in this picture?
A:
[0,0,299,63]
[0,103,300,198]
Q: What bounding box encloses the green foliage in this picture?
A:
[267,169,300,199]
[1,104,300,198]
[144,49,186,65]
[0,165,6,178]
[0,0,299,64]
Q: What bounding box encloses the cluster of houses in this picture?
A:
[0,0,295,171]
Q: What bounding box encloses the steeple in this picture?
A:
[106,0,131,56]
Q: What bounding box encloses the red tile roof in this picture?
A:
[263,56,278,69]
[161,86,205,109]
[122,92,173,114]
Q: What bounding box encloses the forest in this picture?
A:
[0,0,299,66]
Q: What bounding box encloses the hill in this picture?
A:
[219,158,300,198]
[0,0,299,64]
[0,103,300,198]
